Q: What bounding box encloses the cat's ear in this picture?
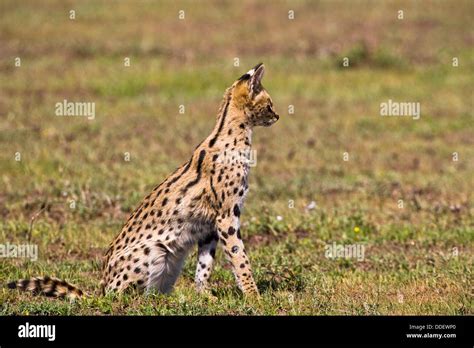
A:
[249,63,265,95]
[239,63,265,97]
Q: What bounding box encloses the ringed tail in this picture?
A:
[7,276,84,299]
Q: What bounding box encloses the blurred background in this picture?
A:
[0,0,472,314]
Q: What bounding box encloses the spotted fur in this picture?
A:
[7,276,83,300]
[7,63,279,298]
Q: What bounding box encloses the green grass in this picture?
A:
[0,0,473,315]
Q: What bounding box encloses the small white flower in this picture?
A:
[276,215,283,221]
[306,201,317,211]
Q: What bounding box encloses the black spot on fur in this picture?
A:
[45,281,57,297]
[209,98,231,147]
[210,177,219,202]
[239,73,251,81]
[20,279,29,289]
[233,205,240,217]
[182,149,206,193]
[166,160,192,188]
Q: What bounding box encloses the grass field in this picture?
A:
[0,0,472,315]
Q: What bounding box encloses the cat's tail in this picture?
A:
[7,276,84,299]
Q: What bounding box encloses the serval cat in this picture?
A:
[8,63,279,299]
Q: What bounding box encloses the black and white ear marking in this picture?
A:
[238,63,264,82]
[246,63,265,96]
[246,62,263,77]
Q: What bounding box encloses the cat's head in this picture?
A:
[232,63,279,127]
